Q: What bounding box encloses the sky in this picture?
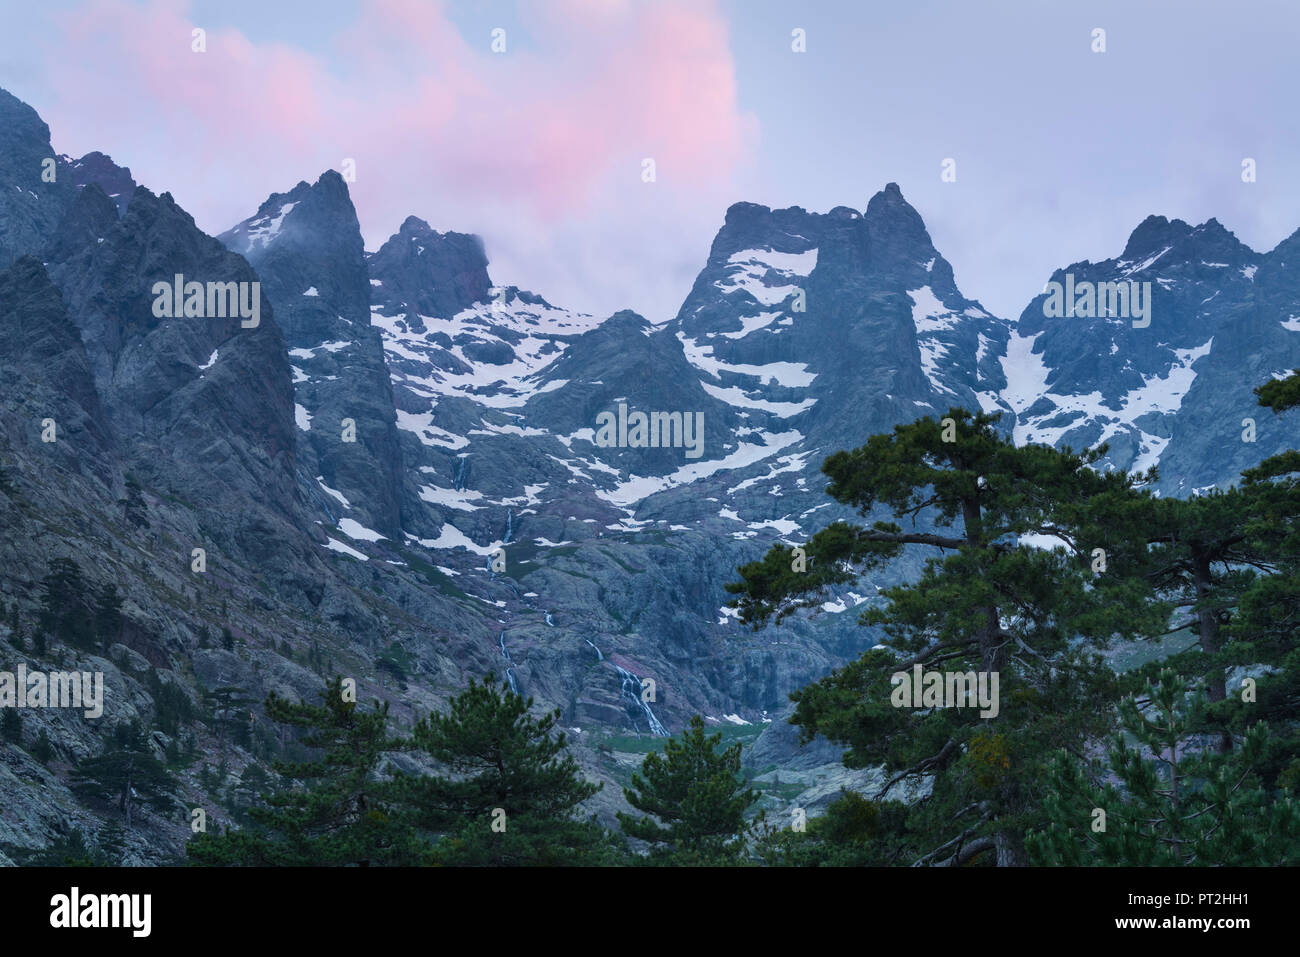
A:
[0,0,1296,323]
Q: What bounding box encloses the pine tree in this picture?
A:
[32,729,52,764]
[187,677,420,866]
[71,720,178,828]
[1219,372,1300,788]
[758,790,911,866]
[92,583,123,653]
[1,708,21,744]
[203,685,253,757]
[7,827,103,866]
[726,410,1165,865]
[618,715,761,864]
[1027,669,1300,865]
[147,668,195,736]
[1097,486,1281,754]
[393,673,613,865]
[38,558,93,649]
[1254,368,1300,414]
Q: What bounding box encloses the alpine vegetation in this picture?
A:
[3,0,1300,884]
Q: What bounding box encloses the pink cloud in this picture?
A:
[37,0,753,248]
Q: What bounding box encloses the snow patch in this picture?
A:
[324,538,368,561]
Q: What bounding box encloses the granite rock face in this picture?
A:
[0,88,73,268]
[1007,215,1300,494]
[221,171,407,539]
[3,82,1297,860]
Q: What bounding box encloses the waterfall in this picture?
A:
[614,664,667,736]
[503,508,515,544]
[584,638,601,659]
[546,612,555,627]
[498,630,520,696]
[453,455,469,492]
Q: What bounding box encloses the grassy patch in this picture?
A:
[592,721,764,758]
[600,548,645,575]
[513,543,579,578]
[399,549,470,600]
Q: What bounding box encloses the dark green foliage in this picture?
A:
[187,677,421,866]
[1027,670,1300,865]
[727,410,1166,866]
[227,763,274,825]
[1105,487,1288,754]
[203,685,253,755]
[119,476,148,529]
[376,643,410,685]
[38,557,93,649]
[71,720,178,828]
[759,791,912,866]
[92,583,123,653]
[618,715,761,863]
[146,667,195,736]
[1,707,20,744]
[1255,369,1300,413]
[32,728,52,763]
[5,826,121,866]
[393,673,612,865]
[1213,378,1300,788]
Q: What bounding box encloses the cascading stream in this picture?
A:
[614,663,667,736]
[498,630,520,695]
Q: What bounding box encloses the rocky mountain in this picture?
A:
[3,81,1297,863]
[219,172,409,540]
[0,88,71,268]
[59,151,137,217]
[673,184,1011,453]
[1005,214,1300,495]
[0,89,137,269]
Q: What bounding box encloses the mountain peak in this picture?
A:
[220,169,364,264]
[0,87,71,266]
[0,86,50,147]
[1121,214,1194,260]
[368,217,492,320]
[316,168,346,190]
[401,214,435,233]
[865,181,924,225]
[864,181,941,274]
[722,201,771,225]
[60,151,137,216]
[1120,213,1253,265]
